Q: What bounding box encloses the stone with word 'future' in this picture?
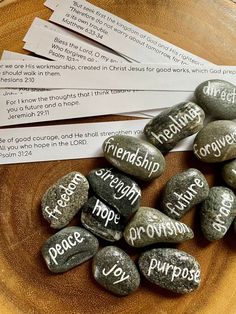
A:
[200,187,236,241]
[123,207,193,248]
[102,135,165,181]
[139,248,201,294]
[87,168,141,218]
[144,102,205,152]
[42,172,89,229]
[222,159,236,188]
[161,168,209,220]
[41,226,99,273]
[92,246,140,296]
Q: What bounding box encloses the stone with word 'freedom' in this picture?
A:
[222,159,236,188]
[41,172,89,229]
[102,135,165,181]
[92,246,140,296]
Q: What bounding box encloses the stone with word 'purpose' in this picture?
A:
[222,159,236,189]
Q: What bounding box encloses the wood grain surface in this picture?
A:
[0,0,236,313]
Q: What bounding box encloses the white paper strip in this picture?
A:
[44,0,60,10]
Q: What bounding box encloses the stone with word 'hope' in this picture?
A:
[123,207,193,248]
[144,102,205,152]
[161,168,209,220]
[92,246,140,296]
[102,135,165,181]
[139,248,201,294]
[222,159,236,189]
[41,226,99,273]
[42,172,89,229]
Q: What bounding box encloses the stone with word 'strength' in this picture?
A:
[92,246,140,296]
[102,135,165,181]
[144,102,205,152]
[41,226,99,273]
[41,172,89,229]
[222,159,236,188]
[139,248,201,294]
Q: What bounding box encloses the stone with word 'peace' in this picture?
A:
[222,159,236,188]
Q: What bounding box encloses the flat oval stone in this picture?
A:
[92,246,140,296]
[222,159,236,188]
[161,168,209,219]
[144,102,205,152]
[123,207,193,247]
[41,226,99,273]
[42,172,89,229]
[139,248,201,294]
[102,135,165,181]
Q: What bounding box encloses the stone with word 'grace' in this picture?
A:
[102,135,165,181]
[42,172,89,229]
[139,248,201,294]
[123,207,193,248]
[42,226,99,273]
[161,168,209,220]
[222,159,236,188]
[144,102,205,152]
[92,246,140,296]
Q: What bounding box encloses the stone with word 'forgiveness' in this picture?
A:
[92,246,140,296]
[222,159,236,189]
[102,135,165,180]
[161,168,209,220]
[42,172,89,229]
[144,102,205,152]
[123,207,193,248]
[139,248,201,294]
[42,227,99,273]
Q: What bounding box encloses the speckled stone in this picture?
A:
[102,135,165,181]
[123,207,194,247]
[42,172,89,229]
[42,227,99,273]
[200,187,236,241]
[161,168,209,220]
[92,246,140,296]
[139,248,201,294]
[222,159,236,188]
[144,102,205,152]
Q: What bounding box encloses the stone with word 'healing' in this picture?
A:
[161,168,209,220]
[144,102,205,152]
[222,159,236,189]
[41,227,99,273]
[200,187,236,241]
[123,207,193,248]
[42,172,89,229]
[102,135,165,181]
[92,246,140,296]
[87,168,141,218]
[139,248,201,294]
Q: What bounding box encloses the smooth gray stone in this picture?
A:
[222,159,236,188]
[42,226,99,273]
[200,186,236,241]
[102,135,165,181]
[144,102,205,152]
[139,248,201,294]
[92,246,140,296]
[123,207,194,248]
[161,168,209,219]
[42,172,89,229]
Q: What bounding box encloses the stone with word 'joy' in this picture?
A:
[42,172,89,229]
[123,207,193,248]
[222,159,236,188]
[139,248,201,294]
[41,226,99,273]
[92,246,140,296]
[102,135,165,181]
[200,187,236,241]
[144,102,205,152]
[161,168,209,220]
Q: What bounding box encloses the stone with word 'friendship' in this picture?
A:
[139,248,201,294]
[42,172,89,229]
[123,207,194,248]
[200,187,236,241]
[222,159,236,188]
[87,168,141,218]
[161,168,209,220]
[144,102,205,153]
[92,246,140,296]
[102,135,165,181]
[41,226,99,273]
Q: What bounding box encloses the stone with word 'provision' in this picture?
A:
[222,159,236,189]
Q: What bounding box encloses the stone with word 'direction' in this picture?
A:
[42,172,89,229]
[222,159,236,189]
